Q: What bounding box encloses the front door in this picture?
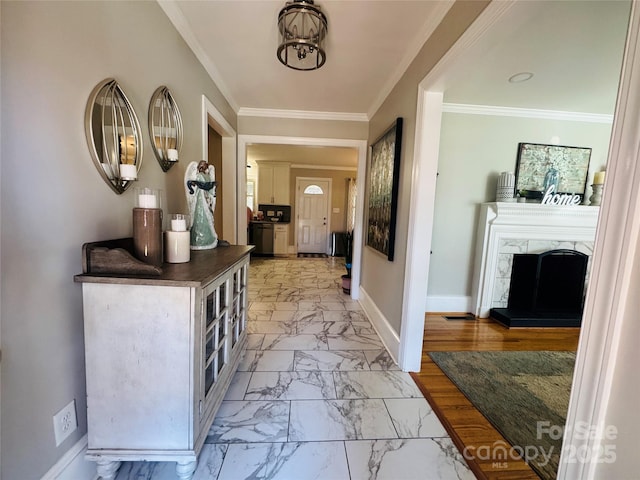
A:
[297,178,330,254]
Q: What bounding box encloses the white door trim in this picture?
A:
[295,177,333,254]
[558,3,639,478]
[398,90,443,371]
[238,135,367,300]
[201,95,237,244]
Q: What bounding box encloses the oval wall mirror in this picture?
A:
[148,86,183,172]
[84,78,143,195]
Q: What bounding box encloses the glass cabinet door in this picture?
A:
[229,263,248,348]
[202,278,229,398]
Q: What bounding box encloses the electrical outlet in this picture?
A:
[53,399,77,446]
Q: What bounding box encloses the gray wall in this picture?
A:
[0,1,235,478]
[362,1,490,333]
[238,116,368,140]
[428,112,613,300]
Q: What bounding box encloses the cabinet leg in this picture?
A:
[96,459,121,480]
[176,460,197,480]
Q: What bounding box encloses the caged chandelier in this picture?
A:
[277,0,328,71]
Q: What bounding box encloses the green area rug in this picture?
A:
[429,350,576,480]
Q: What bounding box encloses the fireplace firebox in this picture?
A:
[490,249,588,327]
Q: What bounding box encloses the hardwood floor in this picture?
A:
[410,314,581,480]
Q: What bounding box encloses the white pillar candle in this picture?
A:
[167,148,179,161]
[119,164,137,180]
[138,194,157,209]
[171,217,187,231]
[165,230,190,263]
[593,171,606,185]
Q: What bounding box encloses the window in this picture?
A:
[247,181,255,210]
[303,184,323,195]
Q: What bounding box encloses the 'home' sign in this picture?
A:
[541,185,582,206]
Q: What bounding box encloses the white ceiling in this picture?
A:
[161,0,631,163]
[441,0,630,114]
[160,0,452,116]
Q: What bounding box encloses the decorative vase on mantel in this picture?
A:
[496,171,515,202]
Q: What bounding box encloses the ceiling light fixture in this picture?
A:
[509,72,534,83]
[277,0,328,71]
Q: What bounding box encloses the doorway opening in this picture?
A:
[201,95,237,244]
[208,126,223,240]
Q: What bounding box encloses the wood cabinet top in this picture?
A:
[74,245,254,287]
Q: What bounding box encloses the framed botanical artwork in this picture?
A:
[514,142,592,201]
[366,117,403,261]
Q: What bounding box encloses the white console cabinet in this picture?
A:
[75,245,253,480]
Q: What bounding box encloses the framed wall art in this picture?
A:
[366,117,403,261]
[514,142,592,201]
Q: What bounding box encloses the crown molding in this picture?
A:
[157,0,239,112]
[238,107,369,122]
[290,164,357,171]
[368,1,454,119]
[442,103,614,124]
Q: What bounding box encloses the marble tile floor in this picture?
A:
[114,257,475,480]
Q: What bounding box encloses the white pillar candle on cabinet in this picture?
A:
[135,188,160,209]
[171,213,187,232]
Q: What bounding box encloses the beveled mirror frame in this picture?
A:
[148,86,183,172]
[84,78,143,194]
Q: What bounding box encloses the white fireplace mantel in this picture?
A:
[471,202,600,318]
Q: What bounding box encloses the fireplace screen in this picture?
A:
[508,249,588,315]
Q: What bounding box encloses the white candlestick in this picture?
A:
[167,148,179,161]
[138,194,157,209]
[165,230,190,263]
[119,164,137,180]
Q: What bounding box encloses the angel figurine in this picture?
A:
[185,160,218,250]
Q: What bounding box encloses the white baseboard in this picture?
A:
[359,287,400,362]
[41,434,97,480]
[425,295,472,313]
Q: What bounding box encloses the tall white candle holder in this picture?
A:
[133,188,163,266]
[589,183,603,206]
[165,214,190,263]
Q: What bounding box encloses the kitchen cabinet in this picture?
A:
[74,245,253,480]
[257,162,290,204]
[274,224,289,255]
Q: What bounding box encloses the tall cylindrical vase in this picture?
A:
[496,171,516,202]
[133,208,163,267]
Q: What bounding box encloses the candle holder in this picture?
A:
[85,78,143,195]
[165,214,191,263]
[589,183,603,206]
[148,86,183,173]
[133,188,163,267]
